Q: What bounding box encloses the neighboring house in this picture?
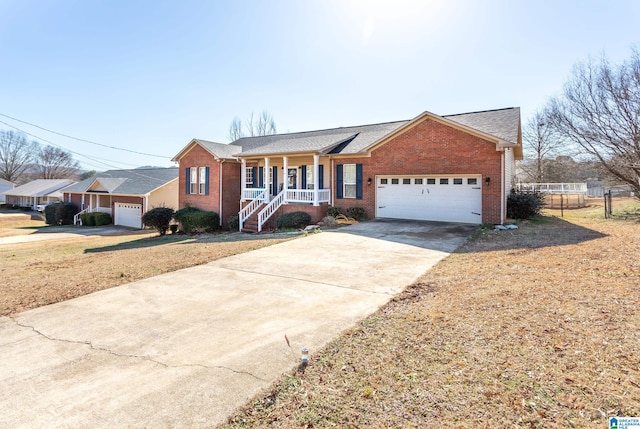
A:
[172,107,523,232]
[0,178,15,204]
[62,168,179,228]
[2,179,75,210]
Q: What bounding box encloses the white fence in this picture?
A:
[516,183,588,194]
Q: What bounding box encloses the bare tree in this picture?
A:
[34,145,80,179]
[0,130,37,183]
[546,48,640,197]
[521,110,564,182]
[228,110,277,141]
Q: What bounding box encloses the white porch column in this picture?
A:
[97,194,101,210]
[264,157,270,202]
[240,159,247,202]
[282,156,288,203]
[313,154,320,206]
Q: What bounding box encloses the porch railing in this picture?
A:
[258,189,286,232]
[239,188,268,231]
[285,188,331,203]
[243,188,267,200]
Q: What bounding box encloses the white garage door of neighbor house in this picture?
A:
[114,203,142,228]
[376,176,482,224]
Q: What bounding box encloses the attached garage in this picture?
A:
[114,203,143,228]
[376,175,482,224]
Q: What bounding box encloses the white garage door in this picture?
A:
[114,203,142,228]
[376,176,482,224]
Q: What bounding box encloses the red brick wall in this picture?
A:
[334,118,503,224]
[65,193,83,210]
[177,144,241,228]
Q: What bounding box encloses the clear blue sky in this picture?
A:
[1,0,639,170]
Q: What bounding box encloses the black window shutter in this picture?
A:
[301,165,307,189]
[185,168,190,195]
[272,166,278,194]
[336,164,343,199]
[204,167,210,196]
[258,167,264,188]
[251,167,257,187]
[356,164,363,199]
[319,165,324,189]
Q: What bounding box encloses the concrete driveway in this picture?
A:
[0,220,476,428]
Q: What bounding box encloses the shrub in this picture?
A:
[44,202,79,225]
[44,204,58,225]
[227,215,239,231]
[176,208,220,234]
[276,211,312,229]
[327,206,343,217]
[142,207,175,235]
[507,190,544,220]
[80,212,113,226]
[346,206,366,220]
[93,212,112,226]
[80,212,95,226]
[173,205,200,224]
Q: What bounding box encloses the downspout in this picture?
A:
[219,159,224,227]
[500,151,505,224]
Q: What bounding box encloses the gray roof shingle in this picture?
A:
[3,179,75,197]
[63,168,178,195]
[230,108,520,157]
[194,139,242,160]
[444,107,520,144]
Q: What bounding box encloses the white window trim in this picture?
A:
[343,164,356,199]
[199,167,207,194]
[190,167,198,194]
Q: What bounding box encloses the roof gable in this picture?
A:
[172,139,242,162]
[63,168,178,196]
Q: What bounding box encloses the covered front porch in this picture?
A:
[72,193,112,225]
[239,154,332,232]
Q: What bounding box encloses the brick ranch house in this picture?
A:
[172,107,522,232]
[63,168,179,228]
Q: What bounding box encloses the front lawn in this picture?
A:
[222,198,640,428]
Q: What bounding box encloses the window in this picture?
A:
[380,178,388,185]
[190,167,198,194]
[402,178,411,184]
[391,178,399,184]
[343,164,356,198]
[453,178,463,185]
[245,167,253,187]
[468,178,478,185]
[415,178,423,184]
[440,178,449,185]
[199,167,207,194]
[427,178,436,185]
[306,166,314,190]
[336,164,362,199]
[288,168,297,189]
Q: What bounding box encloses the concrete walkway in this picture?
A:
[0,220,475,428]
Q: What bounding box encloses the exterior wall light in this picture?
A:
[367,177,372,185]
[485,177,491,186]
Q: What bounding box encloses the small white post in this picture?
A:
[313,154,320,206]
[282,156,289,203]
[241,159,246,202]
[264,157,270,202]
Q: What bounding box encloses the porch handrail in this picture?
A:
[73,208,88,226]
[257,188,286,232]
[239,188,268,231]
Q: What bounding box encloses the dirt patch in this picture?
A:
[222,199,640,428]
[0,223,293,316]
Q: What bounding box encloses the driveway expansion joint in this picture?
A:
[219,266,395,296]
[8,316,266,381]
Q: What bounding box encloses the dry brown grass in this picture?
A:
[222,198,640,428]
[0,214,293,316]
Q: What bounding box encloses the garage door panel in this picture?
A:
[114,203,142,229]
[377,176,481,224]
